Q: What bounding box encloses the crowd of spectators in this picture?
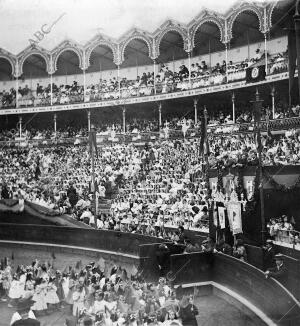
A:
[0,254,201,326]
[0,50,287,109]
[267,215,299,245]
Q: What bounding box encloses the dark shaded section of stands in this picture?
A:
[148,251,300,325]
[0,223,166,256]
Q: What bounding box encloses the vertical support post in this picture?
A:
[153,59,156,94]
[264,33,268,75]
[122,106,126,134]
[54,114,57,138]
[188,52,191,89]
[158,102,162,130]
[232,92,236,123]
[271,86,275,119]
[225,43,229,82]
[83,69,86,102]
[16,61,19,109]
[294,5,300,103]
[117,65,121,98]
[90,125,96,215]
[50,73,53,106]
[252,88,265,245]
[88,110,91,132]
[19,116,22,137]
[193,98,198,125]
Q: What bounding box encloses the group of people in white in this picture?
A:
[0,256,199,326]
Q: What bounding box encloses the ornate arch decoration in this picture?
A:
[188,11,225,48]
[119,28,153,63]
[227,2,264,41]
[52,40,84,72]
[266,1,279,32]
[85,34,118,69]
[0,48,16,77]
[153,20,189,57]
[17,45,50,76]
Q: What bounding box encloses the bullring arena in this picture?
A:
[1,0,300,325]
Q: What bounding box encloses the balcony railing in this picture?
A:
[0,58,291,111]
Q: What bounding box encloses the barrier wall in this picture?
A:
[0,223,165,257]
[170,252,300,326]
[0,223,299,324]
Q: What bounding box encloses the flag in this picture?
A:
[227,202,242,235]
[218,207,226,229]
[246,63,266,83]
[89,178,99,194]
[89,128,98,158]
[199,109,209,156]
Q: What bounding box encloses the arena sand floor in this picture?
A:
[0,295,258,326]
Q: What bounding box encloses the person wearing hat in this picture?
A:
[263,239,276,270]
[179,295,198,326]
[10,297,40,326]
[265,254,287,282]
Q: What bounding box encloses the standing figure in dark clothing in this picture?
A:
[67,183,78,207]
[156,244,170,277]
[263,239,276,270]
[265,254,288,282]
[179,295,198,326]
[1,183,10,199]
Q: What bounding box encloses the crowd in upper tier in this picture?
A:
[0,51,287,109]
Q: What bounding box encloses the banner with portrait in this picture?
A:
[227,202,242,235]
[218,207,226,229]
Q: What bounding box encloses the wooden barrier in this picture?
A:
[0,223,164,256]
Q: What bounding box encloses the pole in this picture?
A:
[153,59,156,94]
[19,116,22,137]
[158,102,162,130]
[252,88,265,245]
[271,86,275,119]
[193,98,198,125]
[16,61,19,109]
[294,4,300,102]
[188,52,191,89]
[225,43,228,83]
[117,65,121,98]
[50,73,53,106]
[90,126,96,215]
[83,69,86,102]
[247,31,250,60]
[232,92,235,123]
[88,111,91,132]
[264,33,268,75]
[54,114,57,138]
[208,39,211,69]
[122,106,126,134]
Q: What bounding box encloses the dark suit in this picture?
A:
[267,263,287,282]
[263,246,276,270]
[12,318,40,326]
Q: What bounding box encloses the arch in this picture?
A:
[190,17,225,48]
[0,54,15,77]
[52,46,83,72]
[267,1,279,30]
[18,52,50,76]
[155,25,188,57]
[85,40,118,68]
[227,5,264,41]
[119,35,152,63]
